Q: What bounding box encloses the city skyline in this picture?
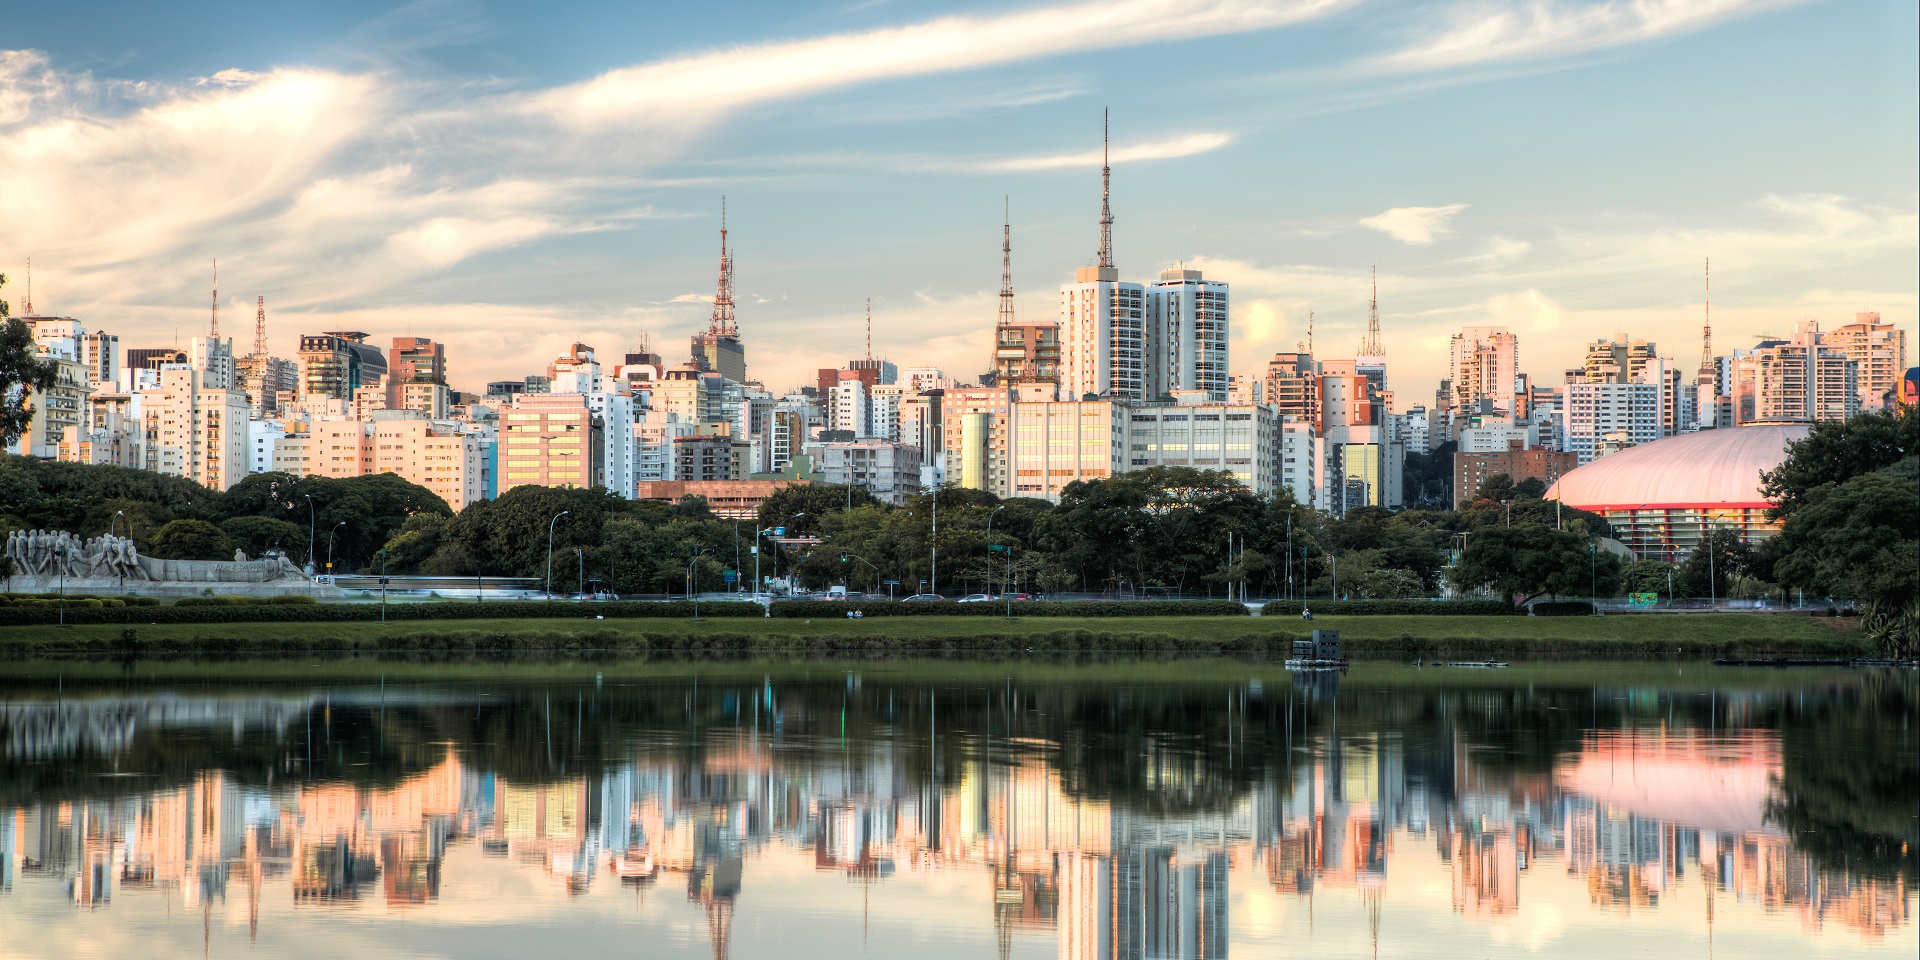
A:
[2,1,1915,398]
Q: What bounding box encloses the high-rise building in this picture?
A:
[1579,333,1659,384]
[999,397,1124,500]
[1827,313,1907,412]
[300,332,386,400]
[501,393,604,492]
[1124,401,1275,494]
[819,439,922,504]
[139,365,250,490]
[388,336,448,415]
[1730,321,1858,424]
[1448,326,1520,419]
[989,207,1061,388]
[1563,380,1663,464]
[1264,352,1319,425]
[1147,267,1229,402]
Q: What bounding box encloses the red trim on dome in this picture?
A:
[1567,503,1774,512]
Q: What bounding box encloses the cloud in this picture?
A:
[980,131,1235,171]
[1371,0,1803,74]
[1487,287,1567,330]
[532,0,1348,127]
[1360,203,1469,244]
[1461,235,1533,268]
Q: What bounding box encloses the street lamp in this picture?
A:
[112,510,127,595]
[576,547,585,597]
[377,548,390,624]
[326,520,347,580]
[985,504,1005,599]
[546,510,570,599]
[303,494,316,573]
[688,546,705,621]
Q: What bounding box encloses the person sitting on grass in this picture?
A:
[1301,608,1313,621]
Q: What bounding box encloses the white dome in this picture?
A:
[1545,424,1809,509]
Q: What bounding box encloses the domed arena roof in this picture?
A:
[1545,423,1810,509]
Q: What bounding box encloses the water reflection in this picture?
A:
[0,662,1913,958]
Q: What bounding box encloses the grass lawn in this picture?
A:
[0,611,1871,658]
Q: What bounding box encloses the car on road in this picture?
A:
[902,594,944,602]
[957,593,993,603]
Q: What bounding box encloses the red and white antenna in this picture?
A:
[210,259,219,338]
[20,256,32,316]
[1697,258,1714,384]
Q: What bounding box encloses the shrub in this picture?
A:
[0,598,765,627]
[1258,599,1517,617]
[1532,600,1595,617]
[767,599,1249,619]
[174,594,320,607]
[147,519,233,561]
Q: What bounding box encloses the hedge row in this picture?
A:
[1,593,161,607]
[767,599,1251,618]
[175,595,320,607]
[1531,601,1596,617]
[1258,599,1518,617]
[0,599,765,627]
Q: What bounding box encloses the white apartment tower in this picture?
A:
[1448,326,1520,417]
[1147,267,1229,401]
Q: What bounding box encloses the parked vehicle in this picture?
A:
[902,594,943,602]
[957,594,992,603]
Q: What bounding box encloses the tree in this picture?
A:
[1,273,61,449]
[1674,528,1756,599]
[1401,440,1456,508]
[1472,473,1516,504]
[1622,559,1674,597]
[1770,461,1919,657]
[434,485,615,578]
[1762,409,1919,516]
[147,519,234,561]
[1449,525,1623,604]
[220,516,305,559]
[755,482,880,536]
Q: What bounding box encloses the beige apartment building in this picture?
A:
[139,365,250,491]
[999,398,1125,501]
[1827,313,1907,412]
[502,394,602,493]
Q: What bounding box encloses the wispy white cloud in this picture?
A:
[533,0,1349,127]
[1371,0,1803,74]
[1360,203,1469,243]
[980,131,1236,171]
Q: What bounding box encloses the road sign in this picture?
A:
[723,570,738,583]
[773,527,786,536]
[883,580,901,585]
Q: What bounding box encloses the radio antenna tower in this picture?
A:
[252,296,269,358]
[1097,108,1114,269]
[999,197,1016,329]
[1307,310,1315,355]
[19,257,31,315]
[210,260,219,338]
[1359,266,1383,356]
[865,297,873,361]
[1696,258,1714,385]
[708,198,737,337]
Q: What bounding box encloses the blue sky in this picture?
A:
[2,0,1913,397]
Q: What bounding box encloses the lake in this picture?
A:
[1,656,1914,958]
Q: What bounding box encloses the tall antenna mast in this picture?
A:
[210,259,219,338]
[253,296,268,358]
[20,256,31,315]
[1696,257,1713,384]
[708,197,736,337]
[1359,266,1383,356]
[865,297,872,361]
[1307,311,1315,355]
[999,197,1015,328]
[1097,108,1114,269]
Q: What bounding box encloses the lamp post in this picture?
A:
[577,546,584,597]
[378,548,390,624]
[303,494,316,574]
[1589,542,1597,613]
[1706,528,1716,609]
[546,510,570,599]
[930,489,939,597]
[112,510,126,595]
[985,505,1005,599]
[688,546,704,621]
[326,520,346,581]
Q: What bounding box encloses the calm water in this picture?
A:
[1,657,1914,959]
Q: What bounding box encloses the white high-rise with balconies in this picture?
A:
[1146,268,1229,401]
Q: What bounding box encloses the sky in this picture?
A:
[1,0,1914,399]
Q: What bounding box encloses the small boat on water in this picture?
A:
[1441,660,1508,668]
[1284,659,1348,671]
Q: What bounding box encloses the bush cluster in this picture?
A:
[175,595,319,607]
[1,593,161,606]
[1258,599,1517,617]
[767,599,1250,619]
[0,598,764,627]
[1530,601,1595,617]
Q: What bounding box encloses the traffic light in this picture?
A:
[840,553,848,563]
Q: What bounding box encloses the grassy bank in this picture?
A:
[0,612,1871,659]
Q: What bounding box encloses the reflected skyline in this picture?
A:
[2,663,1914,958]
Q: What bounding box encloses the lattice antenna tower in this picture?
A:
[253,296,269,359]
[1307,310,1315,355]
[1696,257,1713,384]
[1359,266,1383,356]
[210,260,219,338]
[708,197,737,337]
[20,256,31,315]
[865,297,873,361]
[998,197,1016,328]
[1097,108,1114,269]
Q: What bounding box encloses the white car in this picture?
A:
[957,594,993,603]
